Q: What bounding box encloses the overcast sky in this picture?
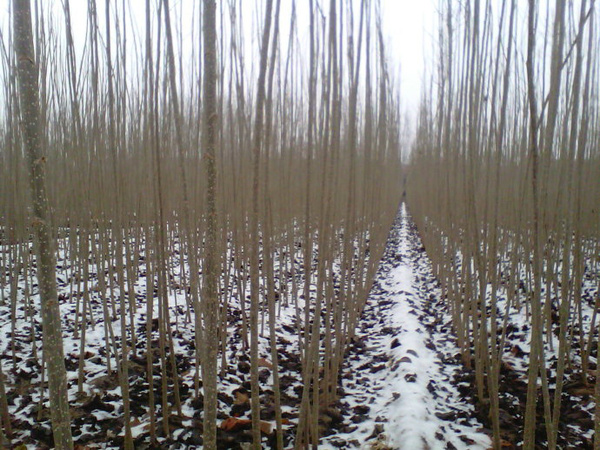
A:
[380,0,437,116]
[0,0,437,127]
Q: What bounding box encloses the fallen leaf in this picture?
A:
[258,357,273,369]
[234,390,250,405]
[220,417,251,432]
[260,421,273,435]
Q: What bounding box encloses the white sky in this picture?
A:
[0,0,437,123]
[1,0,587,136]
[380,0,437,116]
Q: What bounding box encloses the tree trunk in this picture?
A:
[12,1,73,448]
[249,0,274,447]
[202,0,219,448]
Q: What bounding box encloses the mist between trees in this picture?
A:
[1,0,403,449]
[408,0,600,449]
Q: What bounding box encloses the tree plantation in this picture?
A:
[409,0,600,448]
[0,1,598,449]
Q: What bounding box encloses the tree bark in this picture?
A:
[202,0,219,448]
[12,1,73,448]
[249,0,274,447]
[524,1,545,447]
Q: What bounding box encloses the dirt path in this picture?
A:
[322,205,491,450]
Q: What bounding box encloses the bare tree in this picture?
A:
[201,0,220,448]
[249,0,274,445]
[12,1,73,448]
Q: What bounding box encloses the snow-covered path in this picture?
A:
[323,205,491,449]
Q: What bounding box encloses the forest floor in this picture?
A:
[0,204,596,449]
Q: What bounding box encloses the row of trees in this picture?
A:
[408,0,599,448]
[1,0,403,448]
